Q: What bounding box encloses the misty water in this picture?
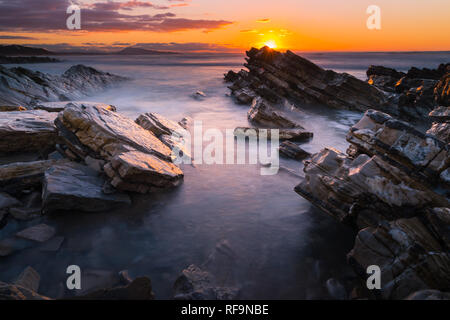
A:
[1,52,449,299]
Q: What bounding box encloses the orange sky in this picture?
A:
[1,0,449,52]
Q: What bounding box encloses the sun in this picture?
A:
[264,40,277,49]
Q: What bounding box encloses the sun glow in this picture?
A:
[264,40,277,49]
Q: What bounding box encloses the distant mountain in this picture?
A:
[116,47,178,55]
[0,45,55,56]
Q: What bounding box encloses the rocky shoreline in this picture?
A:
[225,47,450,299]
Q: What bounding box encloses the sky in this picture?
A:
[0,0,449,53]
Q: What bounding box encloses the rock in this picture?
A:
[406,63,449,80]
[73,277,155,300]
[193,91,206,100]
[427,106,450,143]
[9,207,41,221]
[0,105,26,111]
[434,73,449,106]
[0,64,126,107]
[73,269,120,296]
[248,97,304,128]
[406,290,450,300]
[118,270,133,285]
[0,282,50,300]
[429,106,450,121]
[224,70,239,82]
[14,266,40,292]
[56,102,184,193]
[366,66,405,93]
[174,265,239,300]
[0,192,21,209]
[0,159,69,194]
[279,141,311,160]
[42,162,131,213]
[226,47,388,113]
[347,109,449,184]
[347,217,450,300]
[135,112,185,137]
[234,127,313,141]
[0,110,57,153]
[34,101,70,112]
[16,224,56,242]
[425,207,450,248]
[367,65,405,79]
[178,117,192,129]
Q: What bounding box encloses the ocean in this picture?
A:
[1,51,449,299]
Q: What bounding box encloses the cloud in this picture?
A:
[134,42,240,53]
[0,0,232,33]
[256,18,270,23]
[240,29,258,33]
[0,35,38,40]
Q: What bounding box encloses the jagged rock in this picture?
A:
[0,64,126,106]
[0,282,50,300]
[367,66,405,93]
[226,47,388,112]
[407,290,450,300]
[295,148,448,229]
[0,192,21,209]
[347,109,449,184]
[427,106,450,143]
[0,110,57,153]
[234,127,312,141]
[16,224,56,242]
[14,266,40,292]
[136,112,185,137]
[73,277,155,300]
[35,101,114,113]
[426,207,450,248]
[434,73,449,106]
[367,65,405,79]
[279,141,311,160]
[42,162,131,214]
[406,63,449,80]
[248,98,304,128]
[0,105,26,111]
[56,103,183,193]
[173,265,239,300]
[347,217,450,300]
[0,159,69,194]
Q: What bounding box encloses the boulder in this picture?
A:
[16,224,56,242]
[0,64,126,107]
[56,103,184,193]
[42,162,131,213]
[14,266,40,292]
[0,110,57,153]
[347,218,450,300]
[226,47,388,112]
[279,141,311,160]
[234,127,313,142]
[174,265,239,300]
[248,98,305,128]
[136,112,185,137]
[0,282,50,300]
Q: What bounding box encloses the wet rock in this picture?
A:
[42,162,131,213]
[429,106,450,121]
[406,290,450,300]
[34,101,70,112]
[279,141,311,160]
[0,105,26,111]
[234,127,313,142]
[0,282,50,300]
[136,112,185,137]
[174,265,239,300]
[73,277,155,300]
[14,266,40,292]
[348,217,450,300]
[248,98,304,128]
[16,224,56,242]
[226,47,388,113]
[0,110,57,153]
[0,159,69,194]
[347,109,449,184]
[0,64,126,107]
[56,102,184,193]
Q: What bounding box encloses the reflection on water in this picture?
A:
[1,52,449,299]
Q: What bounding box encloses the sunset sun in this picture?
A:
[264,40,277,49]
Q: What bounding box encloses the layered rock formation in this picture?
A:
[0,64,126,106]
[295,108,450,299]
[225,47,389,112]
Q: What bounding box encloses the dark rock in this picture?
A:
[174,265,239,300]
[279,141,311,160]
[434,73,449,106]
[248,97,305,128]
[0,281,50,300]
[39,236,64,252]
[42,162,131,213]
[0,110,57,153]
[0,192,21,209]
[9,207,41,221]
[73,277,155,300]
[14,266,40,292]
[0,105,26,111]
[406,63,449,80]
[406,290,450,300]
[366,65,405,79]
[16,224,56,242]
